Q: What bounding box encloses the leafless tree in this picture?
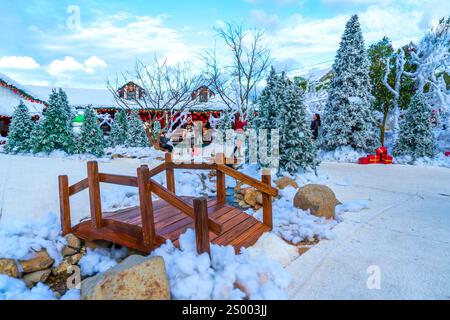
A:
[106,56,205,132]
[202,23,271,120]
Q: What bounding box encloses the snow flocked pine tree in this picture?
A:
[77,106,106,156]
[394,92,437,159]
[5,101,35,153]
[126,109,149,147]
[278,83,319,175]
[319,15,376,151]
[109,109,128,147]
[253,67,287,167]
[32,89,76,153]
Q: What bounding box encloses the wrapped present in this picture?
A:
[445,151,450,157]
[382,159,393,164]
[376,146,388,155]
[367,155,381,163]
[382,154,393,161]
[358,157,369,165]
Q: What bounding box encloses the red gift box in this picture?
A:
[382,154,393,161]
[358,157,369,165]
[376,146,388,155]
[367,155,381,163]
[445,151,450,157]
[382,159,393,164]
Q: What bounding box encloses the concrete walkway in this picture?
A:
[287,162,450,300]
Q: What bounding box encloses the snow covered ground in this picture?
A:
[286,162,450,300]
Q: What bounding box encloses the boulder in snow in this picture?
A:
[64,234,81,251]
[274,177,299,190]
[0,259,19,278]
[23,269,52,286]
[20,250,54,274]
[81,255,170,300]
[293,184,339,220]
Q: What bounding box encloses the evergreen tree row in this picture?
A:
[5,89,149,156]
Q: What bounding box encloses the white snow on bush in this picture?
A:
[0,213,65,265]
[318,146,367,163]
[79,247,128,277]
[151,229,292,300]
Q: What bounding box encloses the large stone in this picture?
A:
[81,255,170,300]
[293,184,339,220]
[0,259,19,278]
[244,189,259,207]
[274,177,299,190]
[23,269,51,286]
[20,250,54,273]
[52,254,83,276]
[64,234,81,251]
[62,247,78,257]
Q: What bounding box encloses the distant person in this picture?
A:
[202,121,213,147]
[232,113,247,158]
[310,113,321,141]
[159,129,173,153]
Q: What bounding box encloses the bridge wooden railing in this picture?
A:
[58,153,278,255]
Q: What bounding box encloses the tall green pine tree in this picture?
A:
[109,109,128,147]
[126,110,148,147]
[5,101,35,153]
[278,83,319,175]
[319,15,376,151]
[32,89,76,153]
[78,106,106,156]
[394,93,437,159]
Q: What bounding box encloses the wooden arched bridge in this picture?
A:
[58,153,278,255]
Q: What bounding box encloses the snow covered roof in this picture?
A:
[0,72,46,117]
[24,85,116,109]
[24,85,228,111]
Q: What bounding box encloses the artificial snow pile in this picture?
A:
[105,146,164,160]
[150,229,292,300]
[0,213,65,265]
[0,276,80,300]
[255,186,337,244]
[79,247,128,277]
[318,146,367,163]
[394,154,450,168]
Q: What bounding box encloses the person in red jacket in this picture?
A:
[232,113,247,158]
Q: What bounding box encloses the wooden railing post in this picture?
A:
[137,165,155,247]
[87,161,103,229]
[165,152,176,193]
[58,175,72,235]
[261,170,273,230]
[215,153,226,205]
[193,197,210,255]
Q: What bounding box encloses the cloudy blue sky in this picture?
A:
[0,0,447,88]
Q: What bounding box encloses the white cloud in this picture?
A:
[41,14,200,67]
[251,10,279,29]
[47,56,108,76]
[0,56,40,70]
[84,56,108,74]
[262,3,427,73]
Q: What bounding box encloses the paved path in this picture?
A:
[287,162,450,300]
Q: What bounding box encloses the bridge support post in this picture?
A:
[58,175,72,235]
[137,165,155,247]
[215,153,226,205]
[262,169,273,230]
[165,152,176,193]
[87,161,103,229]
[193,197,210,255]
